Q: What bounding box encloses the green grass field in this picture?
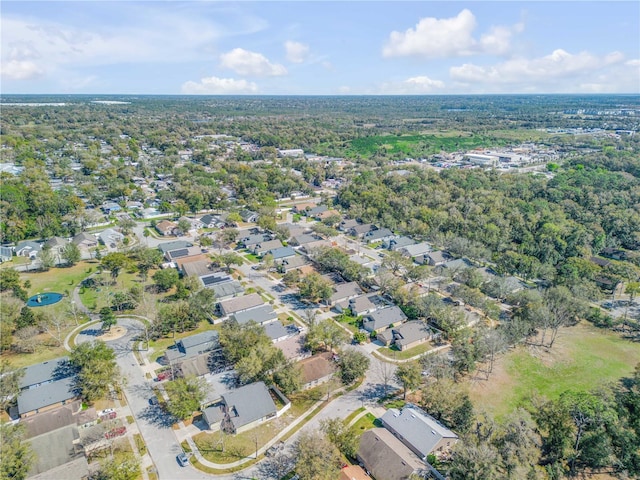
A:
[470,322,640,419]
[378,341,434,360]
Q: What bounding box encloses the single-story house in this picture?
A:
[137,207,163,219]
[337,294,386,316]
[363,306,407,333]
[204,382,279,434]
[71,232,98,249]
[338,218,360,232]
[315,209,341,221]
[165,245,202,262]
[298,352,336,390]
[239,210,259,223]
[165,331,220,367]
[357,428,426,480]
[441,258,471,273]
[291,202,318,214]
[425,250,451,266]
[329,281,363,306]
[301,239,332,254]
[157,240,193,254]
[307,205,328,217]
[155,220,178,236]
[363,228,396,244]
[252,239,284,256]
[209,281,244,301]
[349,224,375,238]
[218,293,264,317]
[290,234,321,247]
[101,201,121,214]
[126,201,144,210]
[181,259,216,278]
[44,236,69,256]
[15,240,42,258]
[98,228,124,248]
[0,245,13,262]
[178,216,202,232]
[385,236,415,251]
[26,424,85,478]
[601,248,627,260]
[276,254,310,272]
[399,242,432,263]
[231,304,277,326]
[199,214,221,229]
[377,321,432,351]
[263,320,291,343]
[239,233,272,249]
[18,376,78,418]
[269,246,296,261]
[381,405,458,458]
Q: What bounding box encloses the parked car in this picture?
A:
[177,453,189,467]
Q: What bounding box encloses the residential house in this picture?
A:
[301,239,332,254]
[385,236,415,251]
[329,281,363,306]
[441,258,472,274]
[338,218,360,232]
[199,214,226,229]
[178,216,202,232]
[280,223,308,239]
[181,259,217,278]
[315,209,341,222]
[601,248,627,260]
[71,232,98,250]
[15,240,42,258]
[26,423,86,479]
[155,220,178,236]
[44,236,69,257]
[209,281,244,301]
[0,245,13,262]
[290,234,321,247]
[239,210,259,223]
[276,254,309,272]
[377,321,432,351]
[203,382,279,434]
[337,294,386,317]
[590,256,611,268]
[357,428,427,480]
[218,293,264,317]
[101,201,121,214]
[269,246,296,261]
[399,242,432,264]
[306,205,328,217]
[363,228,397,244]
[97,228,124,248]
[298,352,336,390]
[164,331,220,375]
[137,207,163,219]
[239,233,272,249]
[263,321,291,343]
[157,240,193,254]
[231,304,277,326]
[165,246,202,262]
[252,239,284,256]
[17,357,79,418]
[380,405,459,459]
[291,202,318,214]
[425,250,451,267]
[363,306,407,333]
[349,224,375,238]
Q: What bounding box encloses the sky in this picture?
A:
[2,1,639,95]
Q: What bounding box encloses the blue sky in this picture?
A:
[2,1,639,94]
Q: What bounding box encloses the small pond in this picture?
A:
[26,292,64,307]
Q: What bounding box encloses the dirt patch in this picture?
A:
[98,326,127,341]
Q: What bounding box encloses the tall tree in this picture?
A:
[320,417,359,458]
[337,349,370,385]
[60,242,81,266]
[395,361,422,400]
[293,430,342,480]
[70,341,119,403]
[0,423,34,480]
[165,376,209,420]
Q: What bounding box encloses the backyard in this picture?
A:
[469,321,640,419]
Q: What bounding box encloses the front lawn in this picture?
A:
[349,413,376,433]
[378,341,434,360]
[337,313,361,334]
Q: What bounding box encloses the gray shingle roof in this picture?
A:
[357,428,425,480]
[158,240,193,253]
[364,228,394,241]
[20,357,73,389]
[381,405,458,458]
[330,282,363,304]
[18,377,78,416]
[27,424,83,477]
[232,304,277,326]
[269,246,296,260]
[391,321,431,348]
[363,306,407,332]
[263,321,289,341]
[209,281,244,299]
[223,382,277,431]
[218,293,264,315]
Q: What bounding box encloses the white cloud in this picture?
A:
[378,75,445,94]
[383,9,523,59]
[1,59,44,80]
[181,76,258,94]
[284,41,309,63]
[626,59,640,67]
[220,48,287,76]
[450,49,625,84]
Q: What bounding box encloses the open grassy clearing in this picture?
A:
[469,322,640,420]
[20,261,94,295]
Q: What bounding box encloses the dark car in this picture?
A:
[177,452,189,467]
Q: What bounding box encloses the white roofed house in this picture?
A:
[98,228,125,249]
[15,240,42,259]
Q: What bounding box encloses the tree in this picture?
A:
[101,252,129,283]
[0,359,24,411]
[381,250,412,276]
[211,252,243,273]
[152,268,179,292]
[118,217,137,236]
[273,361,302,395]
[493,409,541,479]
[165,376,209,420]
[624,281,640,321]
[177,218,192,235]
[305,319,349,353]
[213,228,239,252]
[93,453,141,480]
[258,452,296,480]
[320,417,359,458]
[0,423,34,480]
[447,442,501,480]
[60,242,81,266]
[421,378,474,433]
[338,349,370,385]
[395,361,422,400]
[298,273,333,304]
[70,341,119,403]
[100,307,117,331]
[293,430,342,480]
[38,311,72,347]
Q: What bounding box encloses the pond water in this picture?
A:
[26,292,64,307]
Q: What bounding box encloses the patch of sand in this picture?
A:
[98,326,127,341]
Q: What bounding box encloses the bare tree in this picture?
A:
[39,312,72,347]
[14,326,39,353]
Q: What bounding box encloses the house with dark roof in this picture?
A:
[239,233,272,248]
[218,293,264,316]
[349,224,375,238]
[263,321,291,343]
[363,306,407,333]
[357,428,427,480]
[380,405,458,459]
[165,331,220,367]
[20,357,75,391]
[425,250,451,266]
[298,352,336,390]
[329,281,363,306]
[18,377,78,418]
[158,240,193,254]
[276,254,309,272]
[306,205,328,217]
[336,293,386,316]
[209,281,244,301]
[165,245,202,262]
[385,236,415,251]
[377,321,432,351]
[203,382,279,434]
[199,214,223,229]
[363,228,396,244]
[269,246,296,261]
[239,210,259,223]
[26,423,85,478]
[231,304,277,326]
[339,218,360,232]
